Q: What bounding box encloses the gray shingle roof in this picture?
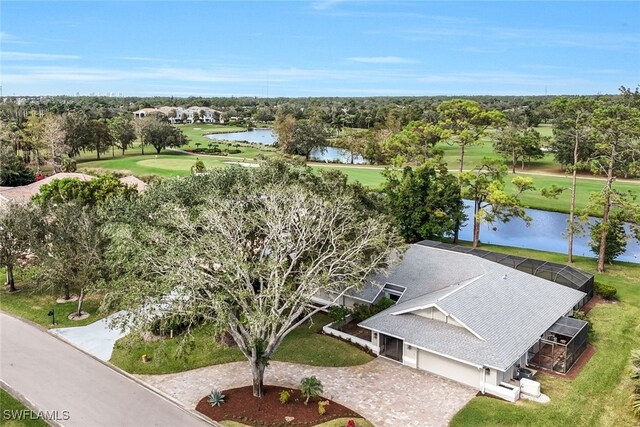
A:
[359,246,586,371]
[348,244,486,303]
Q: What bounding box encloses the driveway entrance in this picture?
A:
[138,357,477,427]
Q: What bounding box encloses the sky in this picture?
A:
[1,1,639,97]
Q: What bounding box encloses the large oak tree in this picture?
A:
[101,161,402,397]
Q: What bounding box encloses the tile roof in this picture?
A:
[0,173,146,204]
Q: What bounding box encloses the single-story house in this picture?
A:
[314,241,591,401]
[0,173,147,205]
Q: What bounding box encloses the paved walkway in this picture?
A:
[0,313,211,427]
[137,358,476,427]
[51,310,131,361]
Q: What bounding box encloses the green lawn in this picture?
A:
[110,313,373,375]
[0,388,49,427]
[0,268,104,328]
[450,243,640,427]
[78,150,639,216]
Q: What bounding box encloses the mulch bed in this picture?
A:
[196,385,362,427]
[339,321,371,340]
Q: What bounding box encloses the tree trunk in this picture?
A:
[96,146,101,160]
[76,288,84,317]
[453,144,466,243]
[472,200,481,249]
[567,131,580,263]
[141,141,145,155]
[112,143,115,158]
[512,150,516,174]
[155,146,161,154]
[122,146,126,156]
[250,359,266,398]
[597,146,616,273]
[64,283,70,300]
[6,265,16,293]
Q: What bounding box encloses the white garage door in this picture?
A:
[417,349,480,388]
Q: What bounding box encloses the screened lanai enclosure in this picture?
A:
[527,316,589,374]
[418,240,594,308]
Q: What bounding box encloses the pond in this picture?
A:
[205,129,367,164]
[459,201,640,264]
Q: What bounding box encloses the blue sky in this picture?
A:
[2,1,639,97]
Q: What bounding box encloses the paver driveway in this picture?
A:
[137,357,476,427]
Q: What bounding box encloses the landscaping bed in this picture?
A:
[196,385,362,427]
[338,320,371,340]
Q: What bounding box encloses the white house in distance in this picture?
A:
[132,106,224,124]
[315,241,592,402]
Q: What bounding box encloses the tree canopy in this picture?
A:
[100,161,402,397]
[382,162,464,242]
[32,175,138,207]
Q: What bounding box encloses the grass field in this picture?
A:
[0,268,104,328]
[72,122,638,215]
[109,313,373,375]
[450,244,640,427]
[78,151,639,216]
[0,389,49,427]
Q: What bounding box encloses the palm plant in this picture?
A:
[300,376,323,405]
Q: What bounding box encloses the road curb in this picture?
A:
[0,311,221,427]
[0,379,64,427]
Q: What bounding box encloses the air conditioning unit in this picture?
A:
[520,378,541,398]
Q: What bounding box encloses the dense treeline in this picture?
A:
[0,93,625,130]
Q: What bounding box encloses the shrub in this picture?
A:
[351,297,396,322]
[595,281,617,300]
[328,305,350,329]
[318,400,329,415]
[279,389,291,405]
[632,385,640,418]
[208,389,225,407]
[191,159,206,174]
[61,158,77,173]
[300,376,323,405]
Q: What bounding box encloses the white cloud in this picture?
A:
[311,0,348,11]
[347,56,416,64]
[2,51,79,61]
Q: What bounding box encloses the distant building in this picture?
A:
[132,106,224,124]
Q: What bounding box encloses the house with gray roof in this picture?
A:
[316,242,590,401]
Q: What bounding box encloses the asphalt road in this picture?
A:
[0,313,211,427]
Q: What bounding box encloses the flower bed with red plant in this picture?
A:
[195,385,362,426]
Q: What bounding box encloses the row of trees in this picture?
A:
[0,114,186,186]
[550,95,640,271]
[0,161,402,398]
[3,93,618,132]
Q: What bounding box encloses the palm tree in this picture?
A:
[300,376,323,405]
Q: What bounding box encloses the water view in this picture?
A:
[206,129,367,164]
[459,201,640,264]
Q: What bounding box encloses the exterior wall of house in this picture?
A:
[403,343,418,368]
[416,349,482,388]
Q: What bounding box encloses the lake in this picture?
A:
[205,129,367,164]
[459,201,640,264]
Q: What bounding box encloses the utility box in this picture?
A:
[520,378,541,397]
